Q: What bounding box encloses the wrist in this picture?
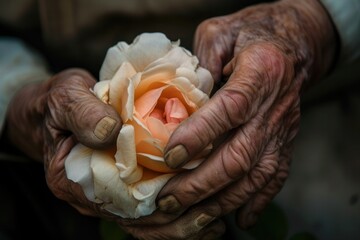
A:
[6,81,49,162]
[282,0,339,87]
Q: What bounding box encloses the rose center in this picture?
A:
[150,98,188,124]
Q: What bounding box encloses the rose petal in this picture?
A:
[136,139,163,158]
[132,173,174,217]
[137,153,176,173]
[93,80,110,104]
[134,86,166,119]
[176,67,199,87]
[196,66,214,96]
[91,149,136,218]
[99,41,130,81]
[164,98,188,124]
[135,63,176,99]
[170,77,209,108]
[108,62,137,117]
[165,122,178,134]
[149,108,166,123]
[161,85,197,114]
[65,144,100,203]
[100,33,174,80]
[115,124,143,184]
[146,116,170,144]
[145,46,197,71]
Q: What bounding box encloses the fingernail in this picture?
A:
[94,116,117,140]
[158,195,181,213]
[164,145,188,168]
[195,213,215,228]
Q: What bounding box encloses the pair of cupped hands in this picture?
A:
[6,0,336,239]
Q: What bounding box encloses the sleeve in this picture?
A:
[319,0,360,64]
[0,38,51,134]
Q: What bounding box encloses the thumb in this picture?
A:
[48,69,122,149]
[164,82,253,169]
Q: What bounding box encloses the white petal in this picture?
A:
[144,46,197,71]
[132,174,174,218]
[170,77,210,107]
[109,62,136,116]
[99,42,130,81]
[100,33,174,80]
[114,124,143,184]
[196,66,214,96]
[137,153,164,162]
[93,80,110,104]
[123,73,141,121]
[65,144,99,203]
[176,67,199,87]
[91,149,137,217]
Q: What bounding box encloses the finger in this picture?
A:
[160,87,299,213]
[164,52,272,169]
[235,148,291,229]
[46,69,122,149]
[194,17,235,82]
[156,136,283,239]
[159,112,269,212]
[122,203,225,240]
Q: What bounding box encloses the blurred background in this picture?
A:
[274,59,360,240]
[0,0,359,239]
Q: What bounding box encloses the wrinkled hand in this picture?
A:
[6,68,225,240]
[159,0,337,232]
[6,68,122,214]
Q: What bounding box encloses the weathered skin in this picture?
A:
[5,0,338,239]
[159,0,337,232]
[5,69,226,240]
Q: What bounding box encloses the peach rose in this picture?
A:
[65,33,213,218]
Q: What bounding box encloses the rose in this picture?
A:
[65,33,214,218]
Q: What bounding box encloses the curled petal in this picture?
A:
[196,67,214,96]
[115,124,143,184]
[146,116,171,144]
[135,86,166,119]
[145,46,197,71]
[109,62,137,117]
[132,173,174,217]
[65,144,100,203]
[91,149,136,218]
[170,77,210,107]
[93,80,110,104]
[135,63,176,99]
[100,41,130,81]
[100,33,174,80]
[164,98,188,123]
[137,153,176,173]
[176,67,199,87]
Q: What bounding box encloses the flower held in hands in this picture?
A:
[65,33,214,218]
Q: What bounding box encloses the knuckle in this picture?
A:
[197,17,224,36]
[250,155,279,189]
[217,87,253,126]
[222,136,254,180]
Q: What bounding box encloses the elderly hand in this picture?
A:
[158,0,338,232]
[6,68,122,214]
[5,68,225,240]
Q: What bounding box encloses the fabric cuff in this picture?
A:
[319,0,360,64]
[0,38,51,134]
